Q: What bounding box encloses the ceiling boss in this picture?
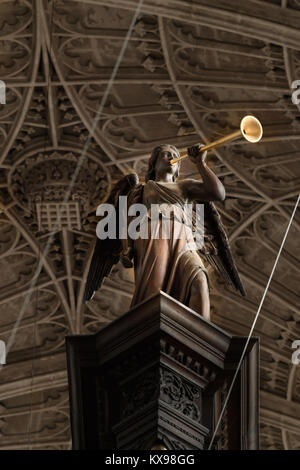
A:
[84,115,263,320]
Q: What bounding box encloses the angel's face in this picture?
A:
[154,145,180,180]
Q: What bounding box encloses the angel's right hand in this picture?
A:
[187,144,207,164]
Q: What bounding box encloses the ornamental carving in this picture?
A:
[9,150,110,215]
[121,370,159,418]
[160,369,202,422]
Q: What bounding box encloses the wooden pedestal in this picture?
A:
[66,291,259,450]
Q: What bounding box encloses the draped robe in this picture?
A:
[129,180,209,312]
[84,174,245,307]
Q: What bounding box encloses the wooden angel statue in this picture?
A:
[84,144,245,320]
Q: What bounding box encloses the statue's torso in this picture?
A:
[142,180,187,207]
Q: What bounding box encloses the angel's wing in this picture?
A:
[84,173,139,302]
[200,201,246,296]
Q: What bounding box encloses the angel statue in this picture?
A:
[84,144,245,320]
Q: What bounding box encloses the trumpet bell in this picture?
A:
[240,115,263,143]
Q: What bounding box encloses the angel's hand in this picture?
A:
[187,144,207,164]
[120,247,134,268]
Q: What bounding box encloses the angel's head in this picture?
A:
[145,144,181,182]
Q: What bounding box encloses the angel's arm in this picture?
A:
[179,145,225,202]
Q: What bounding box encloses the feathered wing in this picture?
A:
[84,173,139,302]
[200,201,246,296]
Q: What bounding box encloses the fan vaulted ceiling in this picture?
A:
[0,0,299,449]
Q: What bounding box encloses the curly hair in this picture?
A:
[145,144,181,182]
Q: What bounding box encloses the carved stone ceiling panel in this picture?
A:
[0,0,299,449]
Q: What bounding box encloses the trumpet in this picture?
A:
[170,115,263,165]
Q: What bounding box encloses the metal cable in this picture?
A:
[4,0,144,357]
[208,194,300,449]
[26,0,56,448]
